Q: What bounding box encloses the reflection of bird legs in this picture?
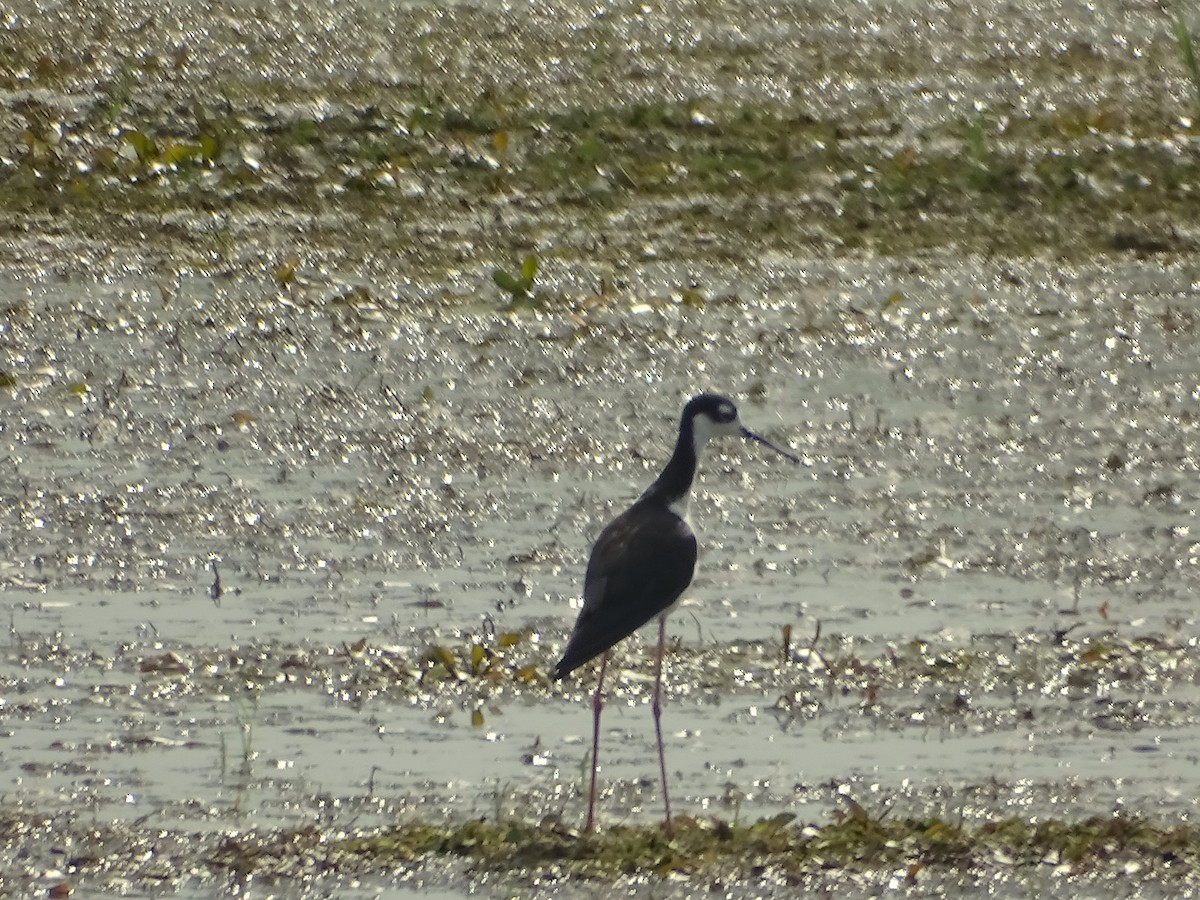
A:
[585,651,609,833]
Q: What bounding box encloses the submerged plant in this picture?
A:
[418,629,538,687]
[492,254,540,307]
[1171,3,1200,107]
[235,690,259,776]
[319,811,1200,880]
[960,117,995,190]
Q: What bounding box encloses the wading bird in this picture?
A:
[554,393,798,832]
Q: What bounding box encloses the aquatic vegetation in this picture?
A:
[35,803,1194,893]
[116,624,1200,738]
[96,57,141,122]
[207,811,1200,881]
[492,254,541,308]
[4,67,1200,270]
[1170,3,1200,107]
[234,690,259,776]
[272,256,300,288]
[420,629,541,686]
[119,129,213,173]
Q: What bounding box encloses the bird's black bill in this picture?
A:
[741,427,800,463]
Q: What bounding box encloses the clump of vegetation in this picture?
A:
[1171,3,1200,106]
[120,128,218,171]
[419,629,539,686]
[492,254,542,308]
[204,811,1199,882]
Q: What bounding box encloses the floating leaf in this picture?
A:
[273,256,300,287]
[520,255,538,284]
[199,133,220,163]
[492,131,508,153]
[493,269,521,292]
[1079,643,1111,663]
[497,631,523,649]
[470,644,486,673]
[514,665,538,683]
[331,286,373,307]
[471,708,485,727]
[427,645,457,672]
[161,142,202,166]
[905,861,923,885]
[21,129,52,160]
[140,651,189,674]
[122,130,158,164]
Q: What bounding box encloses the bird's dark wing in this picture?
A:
[553,503,697,679]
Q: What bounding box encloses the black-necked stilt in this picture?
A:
[554,393,798,832]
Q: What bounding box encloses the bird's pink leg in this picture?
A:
[585,650,609,832]
[652,616,673,833]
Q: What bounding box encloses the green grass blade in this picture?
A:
[1172,5,1200,106]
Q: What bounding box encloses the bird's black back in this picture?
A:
[553,499,697,680]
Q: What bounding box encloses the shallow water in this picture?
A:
[3,255,1198,895]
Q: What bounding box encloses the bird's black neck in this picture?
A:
[639,415,698,507]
